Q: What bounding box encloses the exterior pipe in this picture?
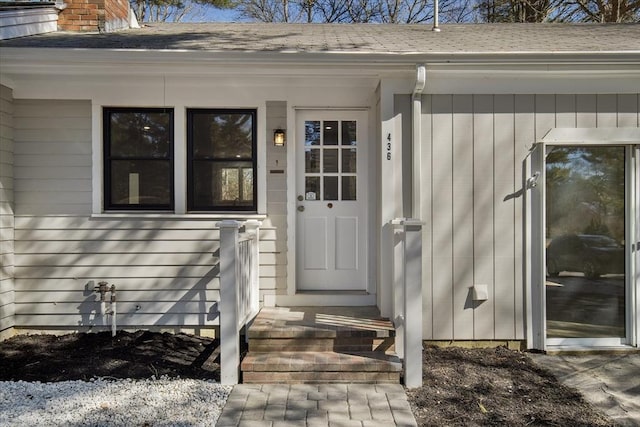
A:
[110,284,117,337]
[412,65,426,219]
[432,0,441,32]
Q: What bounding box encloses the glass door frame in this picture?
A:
[526,129,640,351]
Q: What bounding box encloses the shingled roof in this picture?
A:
[2,23,640,56]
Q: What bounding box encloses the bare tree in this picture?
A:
[235,0,639,23]
[133,0,233,22]
[567,0,640,22]
[474,0,638,22]
[236,0,469,22]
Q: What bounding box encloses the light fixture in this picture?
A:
[273,128,286,147]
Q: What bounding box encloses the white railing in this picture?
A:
[217,219,261,385]
[391,218,423,389]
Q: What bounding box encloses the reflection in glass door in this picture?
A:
[545,146,626,340]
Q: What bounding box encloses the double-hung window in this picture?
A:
[103,108,174,210]
[187,109,257,211]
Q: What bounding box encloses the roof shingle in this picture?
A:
[2,23,639,55]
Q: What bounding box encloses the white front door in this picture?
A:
[295,111,368,291]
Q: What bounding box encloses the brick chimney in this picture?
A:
[58,0,135,32]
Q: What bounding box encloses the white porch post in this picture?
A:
[218,220,241,385]
[403,219,423,389]
[392,218,423,388]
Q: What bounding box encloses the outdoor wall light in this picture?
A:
[274,129,286,147]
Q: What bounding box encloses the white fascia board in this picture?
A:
[1,47,639,75]
[0,47,416,78]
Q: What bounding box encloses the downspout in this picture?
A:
[412,65,426,219]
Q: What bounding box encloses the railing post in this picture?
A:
[391,220,406,359]
[403,218,423,389]
[217,220,241,385]
[244,220,261,318]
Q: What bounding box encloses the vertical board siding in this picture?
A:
[430,95,454,339]
[493,95,516,339]
[0,84,15,333]
[472,95,495,339]
[12,99,279,329]
[422,93,639,340]
[451,95,474,339]
[420,99,434,339]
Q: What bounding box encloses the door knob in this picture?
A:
[297,205,305,212]
[297,195,304,201]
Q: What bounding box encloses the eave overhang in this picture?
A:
[1,46,640,78]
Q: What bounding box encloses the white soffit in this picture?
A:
[541,127,640,145]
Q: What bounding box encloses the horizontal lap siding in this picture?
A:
[0,85,15,333]
[264,101,288,299]
[422,93,640,340]
[12,99,279,329]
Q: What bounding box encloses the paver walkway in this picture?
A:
[529,352,640,427]
[216,383,418,427]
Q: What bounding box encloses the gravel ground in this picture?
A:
[0,377,232,427]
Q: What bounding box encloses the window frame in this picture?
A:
[103,107,175,211]
[186,108,258,212]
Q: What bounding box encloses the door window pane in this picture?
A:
[323,121,338,145]
[545,146,626,338]
[323,149,339,173]
[305,121,320,146]
[305,177,320,200]
[341,121,357,146]
[342,176,356,201]
[305,149,320,173]
[342,149,357,173]
[324,176,338,200]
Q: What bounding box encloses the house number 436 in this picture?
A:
[386,133,392,160]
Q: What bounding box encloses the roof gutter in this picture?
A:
[412,64,426,219]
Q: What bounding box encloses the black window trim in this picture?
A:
[103,107,175,211]
[187,108,258,212]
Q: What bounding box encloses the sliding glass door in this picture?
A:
[544,146,627,344]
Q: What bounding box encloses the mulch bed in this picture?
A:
[0,332,613,426]
[0,331,220,382]
[407,346,614,426]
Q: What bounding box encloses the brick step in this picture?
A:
[249,337,396,353]
[248,307,395,340]
[241,351,402,384]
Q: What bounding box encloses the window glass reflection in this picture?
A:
[305,121,320,146]
[545,146,625,338]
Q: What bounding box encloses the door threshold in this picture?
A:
[296,290,369,295]
[275,292,376,307]
[545,345,640,355]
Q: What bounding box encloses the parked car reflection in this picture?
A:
[546,234,624,279]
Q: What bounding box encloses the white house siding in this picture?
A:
[0,84,15,336]
[11,99,279,331]
[420,93,640,341]
[264,101,288,300]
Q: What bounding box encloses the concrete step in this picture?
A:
[241,351,402,384]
